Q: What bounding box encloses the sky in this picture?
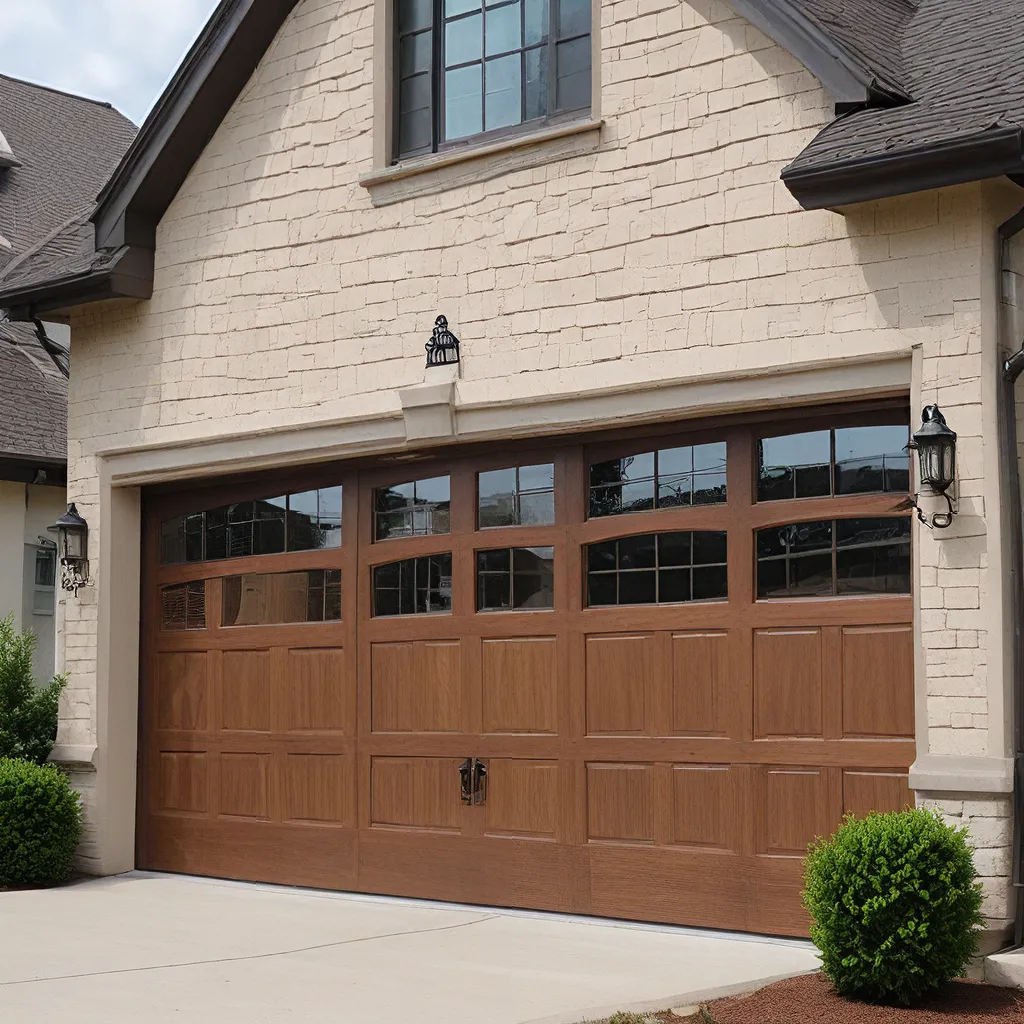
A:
[0,1,220,126]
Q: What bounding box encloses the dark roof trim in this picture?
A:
[0,248,154,319]
[727,0,910,109]
[782,125,1024,210]
[93,0,298,250]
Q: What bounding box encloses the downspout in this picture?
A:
[998,205,1024,946]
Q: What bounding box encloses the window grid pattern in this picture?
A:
[395,0,592,159]
[477,546,555,610]
[478,462,555,527]
[589,442,727,519]
[756,517,912,599]
[375,476,451,539]
[161,581,207,631]
[757,424,911,502]
[160,487,342,565]
[587,531,728,607]
[373,553,454,616]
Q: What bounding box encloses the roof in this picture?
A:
[0,0,1021,312]
[0,75,135,464]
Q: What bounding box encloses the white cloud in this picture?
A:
[0,0,219,125]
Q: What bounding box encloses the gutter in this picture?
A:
[784,126,1024,211]
[998,207,1024,948]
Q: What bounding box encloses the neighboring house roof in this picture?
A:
[0,75,135,465]
[0,0,1021,315]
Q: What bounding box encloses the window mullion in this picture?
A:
[547,0,558,115]
[432,0,444,150]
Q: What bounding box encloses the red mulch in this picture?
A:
[658,972,1024,1023]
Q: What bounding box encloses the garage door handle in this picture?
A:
[472,759,488,806]
[459,758,474,804]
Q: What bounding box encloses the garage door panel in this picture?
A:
[217,752,271,820]
[754,629,822,738]
[670,631,728,737]
[842,625,914,737]
[157,651,207,731]
[843,769,913,819]
[220,649,273,732]
[757,766,835,857]
[482,637,557,734]
[371,641,462,733]
[285,648,347,732]
[586,635,654,735]
[370,756,463,831]
[156,751,208,815]
[484,759,558,839]
[671,764,735,850]
[587,763,655,844]
[283,752,354,826]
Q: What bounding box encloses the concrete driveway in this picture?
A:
[1,872,819,1023]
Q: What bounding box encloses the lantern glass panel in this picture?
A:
[62,527,85,561]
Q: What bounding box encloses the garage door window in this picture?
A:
[757,425,910,501]
[586,530,728,606]
[161,581,206,630]
[160,486,342,563]
[756,517,911,598]
[478,463,555,527]
[477,546,554,610]
[589,442,726,518]
[373,553,453,615]
[222,569,342,626]
[375,476,451,539]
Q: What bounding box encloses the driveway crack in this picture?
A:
[2,913,499,986]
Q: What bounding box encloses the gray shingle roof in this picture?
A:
[0,75,135,464]
[783,0,1024,193]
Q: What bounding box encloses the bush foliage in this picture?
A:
[803,808,984,1005]
[0,614,65,764]
[0,757,82,887]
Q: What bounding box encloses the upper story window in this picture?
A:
[395,0,592,160]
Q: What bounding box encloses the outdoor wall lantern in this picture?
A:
[425,315,460,368]
[906,404,958,529]
[49,503,93,594]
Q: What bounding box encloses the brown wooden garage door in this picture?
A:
[139,401,915,936]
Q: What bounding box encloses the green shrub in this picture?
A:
[803,808,984,1005]
[0,614,66,764]
[0,757,82,887]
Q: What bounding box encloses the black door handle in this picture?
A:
[458,758,473,805]
[458,758,488,805]
[472,758,488,805]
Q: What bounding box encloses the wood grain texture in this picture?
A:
[218,753,270,819]
[671,631,728,736]
[221,649,273,732]
[585,635,652,735]
[371,641,462,732]
[754,629,823,738]
[671,764,731,849]
[843,769,913,819]
[157,652,207,730]
[842,625,915,738]
[758,767,832,857]
[485,759,558,838]
[370,756,462,831]
[283,753,352,825]
[285,648,346,732]
[157,752,208,814]
[481,637,558,734]
[587,763,655,843]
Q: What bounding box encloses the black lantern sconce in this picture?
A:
[905,404,958,529]
[49,503,93,594]
[425,315,460,368]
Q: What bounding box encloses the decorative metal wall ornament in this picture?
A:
[425,315,460,368]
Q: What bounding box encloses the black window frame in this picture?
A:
[394,0,593,162]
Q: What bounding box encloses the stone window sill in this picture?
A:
[359,118,603,206]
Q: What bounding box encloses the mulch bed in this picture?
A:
[657,972,1024,1023]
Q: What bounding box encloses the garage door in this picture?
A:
[139,402,915,936]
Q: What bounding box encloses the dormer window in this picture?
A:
[0,126,21,169]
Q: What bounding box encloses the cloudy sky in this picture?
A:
[0,1,219,126]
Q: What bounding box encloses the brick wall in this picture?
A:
[60,0,1006,911]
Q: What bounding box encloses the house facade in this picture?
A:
[2,0,1022,946]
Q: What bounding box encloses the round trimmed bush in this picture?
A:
[803,808,984,1006]
[0,757,82,887]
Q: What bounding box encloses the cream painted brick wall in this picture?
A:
[60,0,1005,894]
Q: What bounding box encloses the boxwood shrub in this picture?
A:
[803,808,984,1005]
[0,757,82,887]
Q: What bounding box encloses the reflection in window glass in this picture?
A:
[589,442,726,518]
[160,486,343,564]
[478,463,555,527]
[756,517,910,598]
[161,581,206,631]
[222,570,341,626]
[586,531,727,606]
[373,553,453,616]
[375,476,451,539]
[757,423,910,501]
[477,546,554,610]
